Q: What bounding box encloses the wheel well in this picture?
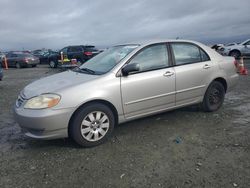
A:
[68,100,119,136]
[213,77,227,92]
[229,49,241,56]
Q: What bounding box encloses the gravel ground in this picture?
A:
[0,61,249,188]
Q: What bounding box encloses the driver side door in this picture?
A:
[120,44,176,119]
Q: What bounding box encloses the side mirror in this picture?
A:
[122,63,140,76]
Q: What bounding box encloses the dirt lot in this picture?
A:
[0,61,249,188]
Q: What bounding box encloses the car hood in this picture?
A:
[22,70,98,99]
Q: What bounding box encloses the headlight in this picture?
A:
[24,94,61,109]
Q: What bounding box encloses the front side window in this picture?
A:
[244,41,250,45]
[171,43,202,65]
[129,44,169,73]
[60,48,68,54]
[11,54,18,57]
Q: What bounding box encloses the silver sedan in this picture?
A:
[14,40,238,147]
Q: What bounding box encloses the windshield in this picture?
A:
[78,45,139,74]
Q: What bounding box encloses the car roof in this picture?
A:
[67,45,96,48]
[116,39,205,48]
[141,39,204,46]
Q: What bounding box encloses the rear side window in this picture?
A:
[171,43,210,65]
[68,47,83,52]
[171,43,201,65]
[85,46,98,52]
[200,49,210,62]
[129,44,169,73]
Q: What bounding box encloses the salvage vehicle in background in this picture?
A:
[219,39,250,58]
[32,50,57,64]
[14,40,238,147]
[211,43,224,51]
[48,45,100,68]
[3,52,39,68]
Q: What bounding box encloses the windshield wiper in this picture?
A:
[73,67,96,74]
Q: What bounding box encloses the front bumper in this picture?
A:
[14,106,75,140]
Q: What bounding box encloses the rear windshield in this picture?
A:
[84,46,98,52]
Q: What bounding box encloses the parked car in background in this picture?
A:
[14,40,238,147]
[48,45,100,68]
[0,63,3,81]
[3,52,39,68]
[225,42,238,47]
[211,44,224,51]
[32,50,57,64]
[219,39,250,58]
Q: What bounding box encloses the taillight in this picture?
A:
[84,51,93,56]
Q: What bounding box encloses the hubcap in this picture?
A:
[50,61,55,67]
[81,111,110,142]
[208,87,222,105]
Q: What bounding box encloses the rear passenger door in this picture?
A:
[68,46,83,60]
[170,42,213,106]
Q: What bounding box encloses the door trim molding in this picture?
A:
[176,85,206,94]
[125,91,176,105]
[124,85,206,106]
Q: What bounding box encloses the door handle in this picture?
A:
[203,64,211,69]
[163,71,174,77]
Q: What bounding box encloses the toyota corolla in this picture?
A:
[14,40,238,147]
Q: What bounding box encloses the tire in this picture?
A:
[202,81,225,112]
[49,60,57,68]
[77,60,82,67]
[16,62,21,69]
[229,50,241,59]
[69,103,115,147]
[32,64,37,67]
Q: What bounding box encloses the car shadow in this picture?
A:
[13,104,203,149]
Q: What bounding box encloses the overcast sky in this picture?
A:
[0,0,249,50]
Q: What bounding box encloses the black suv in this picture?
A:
[49,45,99,68]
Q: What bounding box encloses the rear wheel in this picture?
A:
[69,103,115,147]
[229,50,241,59]
[49,60,57,68]
[202,81,225,112]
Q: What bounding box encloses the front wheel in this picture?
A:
[69,103,115,147]
[202,81,225,112]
